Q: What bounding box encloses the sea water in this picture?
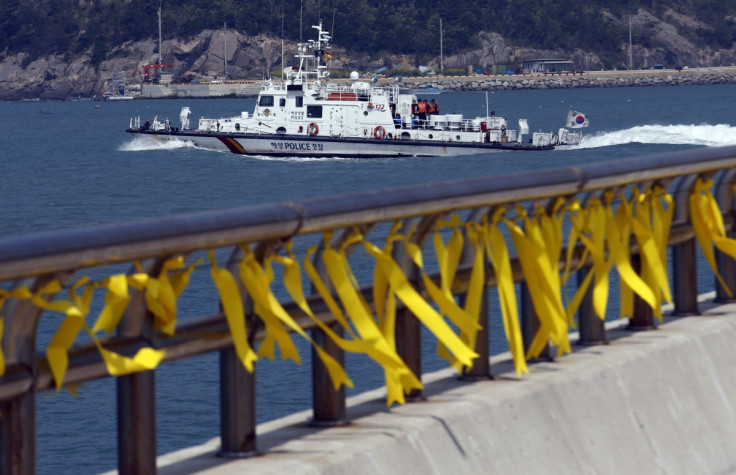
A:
[2,83,736,474]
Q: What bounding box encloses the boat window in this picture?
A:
[307,105,322,118]
[259,95,274,107]
[279,98,286,107]
[296,96,304,107]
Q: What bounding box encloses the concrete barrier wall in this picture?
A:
[154,294,736,475]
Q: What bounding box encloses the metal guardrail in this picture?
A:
[2,145,736,474]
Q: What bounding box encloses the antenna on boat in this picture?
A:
[300,0,303,41]
[485,91,489,117]
[331,9,336,38]
[281,0,285,85]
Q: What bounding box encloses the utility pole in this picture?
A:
[629,14,633,69]
[440,18,443,73]
[157,4,163,65]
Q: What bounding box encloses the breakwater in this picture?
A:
[390,67,736,92]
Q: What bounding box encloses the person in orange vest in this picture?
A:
[416,99,428,123]
[430,98,439,115]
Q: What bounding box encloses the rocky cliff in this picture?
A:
[1,8,734,101]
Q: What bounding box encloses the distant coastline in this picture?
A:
[377,67,736,93]
[10,67,736,101]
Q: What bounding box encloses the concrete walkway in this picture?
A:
[152,293,736,475]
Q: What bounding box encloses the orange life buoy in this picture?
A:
[374,126,386,139]
[307,122,319,136]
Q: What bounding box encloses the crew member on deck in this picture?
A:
[417,99,428,124]
[430,99,439,115]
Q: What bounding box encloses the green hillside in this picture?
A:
[2,0,735,68]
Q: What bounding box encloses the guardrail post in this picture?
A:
[459,210,492,380]
[0,281,43,475]
[715,170,736,302]
[117,371,156,474]
[626,254,656,330]
[672,175,699,315]
[0,383,34,475]
[393,223,425,401]
[672,239,699,315]
[460,288,491,380]
[395,306,422,399]
[576,267,607,344]
[219,248,258,454]
[117,264,157,475]
[219,348,257,455]
[311,324,346,425]
[521,283,550,360]
[310,237,346,425]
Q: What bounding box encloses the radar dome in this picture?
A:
[350,71,360,80]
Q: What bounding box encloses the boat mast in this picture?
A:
[281,0,285,85]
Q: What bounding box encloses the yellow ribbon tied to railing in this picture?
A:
[209,250,258,372]
[37,275,166,391]
[485,209,528,376]
[626,187,673,321]
[134,256,200,335]
[566,197,611,322]
[604,192,654,319]
[506,205,571,359]
[690,177,736,297]
[308,229,421,404]
[361,225,479,401]
[402,219,483,373]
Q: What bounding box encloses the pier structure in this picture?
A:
[2,146,736,473]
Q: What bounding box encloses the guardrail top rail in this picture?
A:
[2,144,736,474]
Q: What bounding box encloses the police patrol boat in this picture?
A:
[126,21,587,157]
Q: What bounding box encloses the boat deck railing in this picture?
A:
[2,145,736,473]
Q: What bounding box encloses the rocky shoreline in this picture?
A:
[393,67,736,93]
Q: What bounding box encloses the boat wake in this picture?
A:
[119,135,198,152]
[249,155,371,163]
[577,124,736,149]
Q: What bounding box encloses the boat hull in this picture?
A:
[126,129,554,157]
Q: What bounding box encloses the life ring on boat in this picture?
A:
[307,122,319,136]
[373,126,386,139]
